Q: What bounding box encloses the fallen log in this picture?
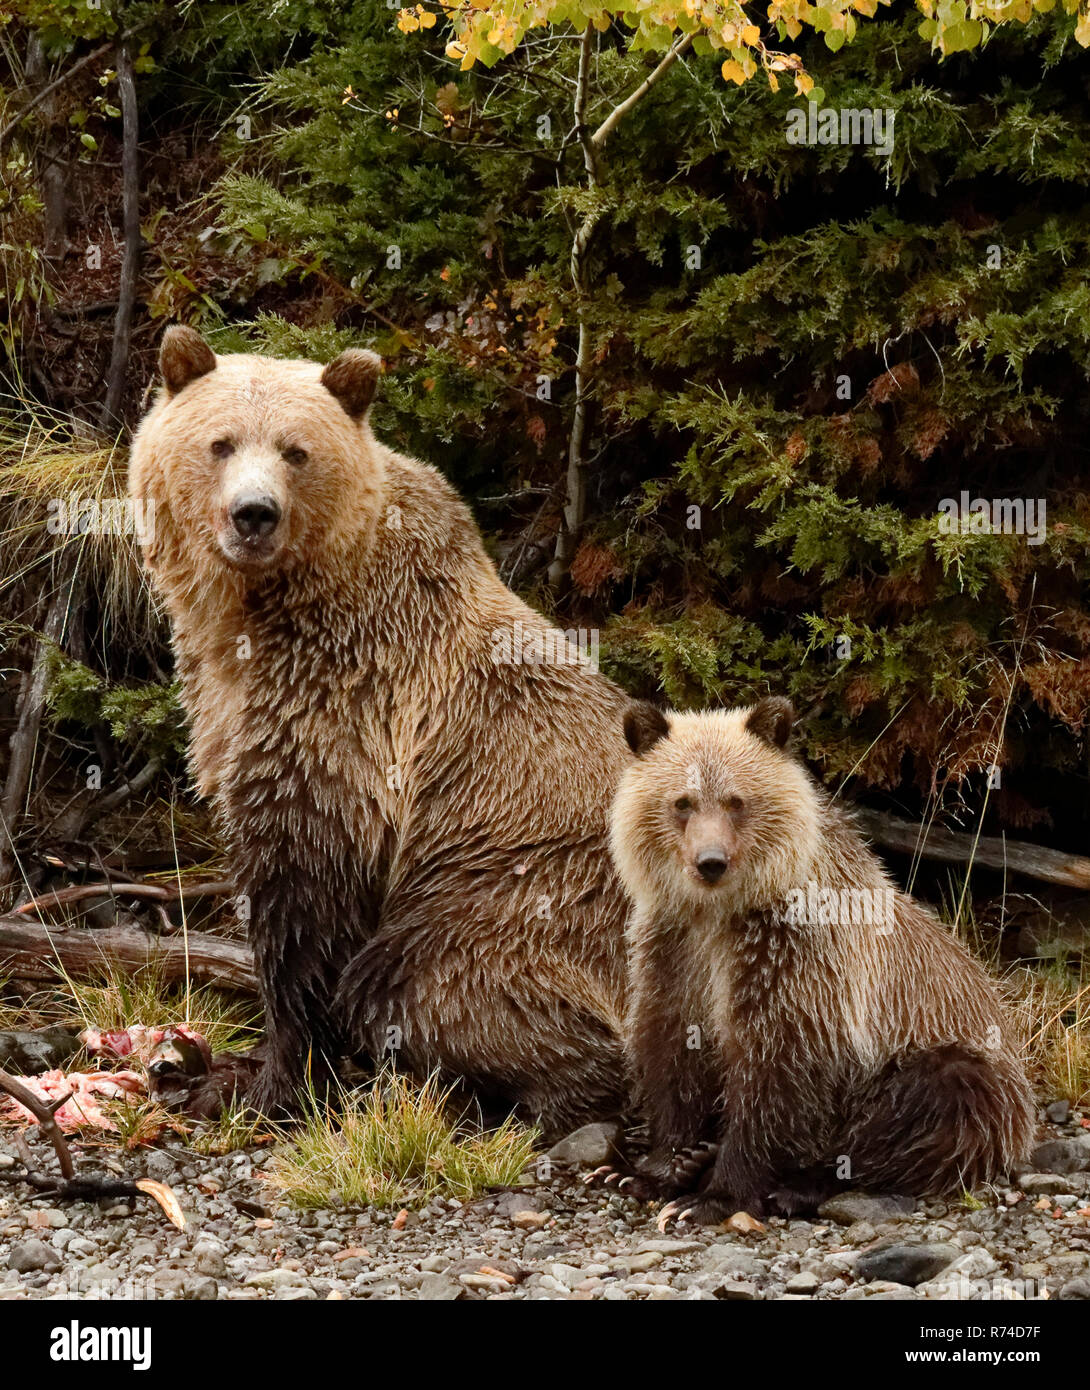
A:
[0,914,257,993]
[853,807,1090,892]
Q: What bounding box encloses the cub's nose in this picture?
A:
[230,494,281,540]
[696,849,729,884]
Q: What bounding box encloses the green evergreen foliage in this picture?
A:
[201,9,1090,840]
[45,650,186,762]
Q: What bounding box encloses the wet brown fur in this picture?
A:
[129,328,632,1129]
[610,698,1035,1219]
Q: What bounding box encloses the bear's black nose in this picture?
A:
[696,849,728,884]
[230,494,281,540]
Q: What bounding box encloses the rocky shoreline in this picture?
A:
[2,1111,1089,1302]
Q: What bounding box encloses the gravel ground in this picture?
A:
[2,1110,1090,1302]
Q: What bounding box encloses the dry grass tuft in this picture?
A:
[269,1071,538,1210]
[59,961,259,1056]
[1010,959,1090,1108]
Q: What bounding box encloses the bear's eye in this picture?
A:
[727,795,745,812]
[282,446,308,467]
[674,796,692,814]
[210,439,234,459]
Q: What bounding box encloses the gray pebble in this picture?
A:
[855,1242,959,1287]
[9,1241,61,1273]
[817,1192,915,1225]
[546,1122,623,1167]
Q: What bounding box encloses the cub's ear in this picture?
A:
[321,348,383,419]
[623,702,670,757]
[746,696,794,749]
[160,325,216,395]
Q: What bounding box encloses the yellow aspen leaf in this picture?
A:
[794,70,814,94]
[420,10,437,27]
[1077,8,1090,42]
[721,58,747,82]
[721,20,738,41]
[446,39,467,59]
[785,17,802,36]
[767,69,779,90]
[741,23,761,43]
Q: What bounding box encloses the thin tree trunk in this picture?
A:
[24,36,67,261]
[0,563,79,889]
[99,43,140,434]
[548,31,694,592]
[548,27,599,592]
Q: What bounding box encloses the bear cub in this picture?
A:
[609,697,1034,1224]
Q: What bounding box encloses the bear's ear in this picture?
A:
[321,348,383,420]
[624,702,670,757]
[746,696,794,750]
[160,325,216,395]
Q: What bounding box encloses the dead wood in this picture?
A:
[854,807,1090,892]
[0,914,257,992]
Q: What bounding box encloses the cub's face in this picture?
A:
[128,327,384,579]
[610,698,821,917]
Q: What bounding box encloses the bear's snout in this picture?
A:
[695,847,730,884]
[229,493,282,541]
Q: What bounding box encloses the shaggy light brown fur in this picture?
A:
[610,698,1035,1220]
[129,326,632,1129]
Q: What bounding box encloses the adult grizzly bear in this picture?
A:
[128,326,631,1130]
[608,699,1034,1222]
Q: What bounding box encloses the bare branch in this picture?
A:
[0,41,113,155]
[591,33,695,150]
[13,878,234,917]
[0,564,79,887]
[0,1067,75,1180]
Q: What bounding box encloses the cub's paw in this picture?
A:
[766,1184,830,1218]
[582,1165,662,1201]
[584,1141,719,1204]
[656,1191,764,1230]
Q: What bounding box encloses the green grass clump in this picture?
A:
[269,1071,537,1210]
